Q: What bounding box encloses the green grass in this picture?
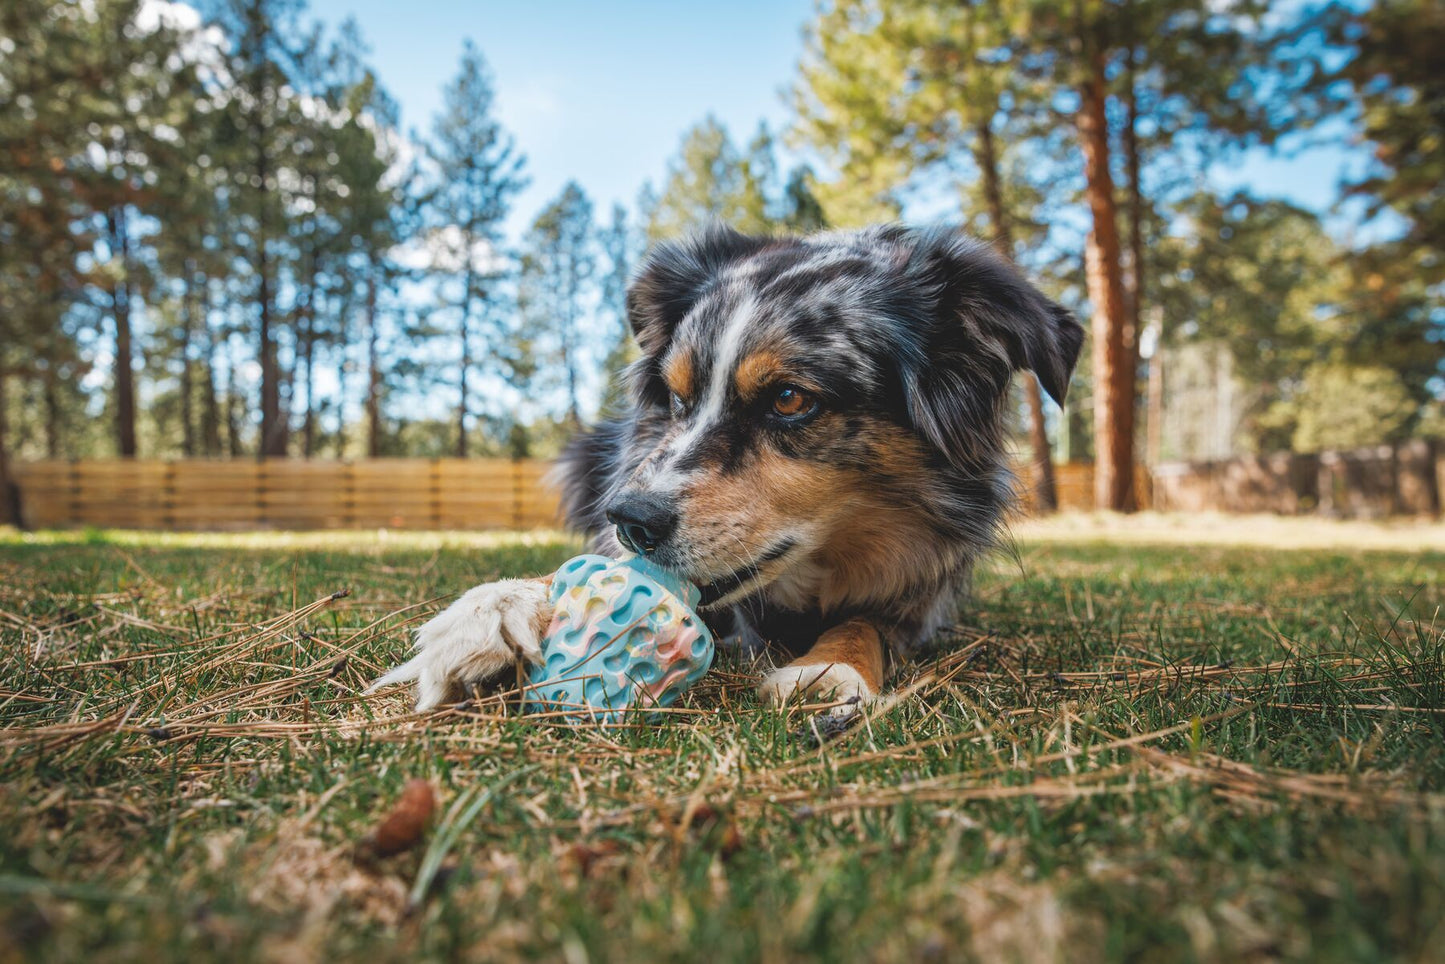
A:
[1,525,1443,963]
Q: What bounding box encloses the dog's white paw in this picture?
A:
[758,662,876,718]
[367,578,553,711]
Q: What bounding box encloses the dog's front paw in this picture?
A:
[367,578,553,711]
[758,662,876,719]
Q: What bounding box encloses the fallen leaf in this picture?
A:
[369,779,435,857]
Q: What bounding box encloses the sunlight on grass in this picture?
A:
[0,525,581,553]
[8,511,1444,555]
[1013,510,1445,551]
[1,525,1442,961]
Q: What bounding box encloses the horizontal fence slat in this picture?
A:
[9,445,1437,531]
[7,459,563,532]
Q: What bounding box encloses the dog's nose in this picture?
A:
[604,492,678,555]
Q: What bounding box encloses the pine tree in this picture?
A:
[76,0,196,456]
[644,116,822,245]
[0,0,100,494]
[645,117,762,242]
[343,78,416,459]
[781,166,827,234]
[737,124,779,233]
[285,23,335,459]
[1304,0,1445,286]
[597,203,639,418]
[424,41,526,457]
[517,182,597,429]
[211,0,307,458]
[151,9,231,459]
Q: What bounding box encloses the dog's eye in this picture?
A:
[771,385,817,421]
[669,392,688,417]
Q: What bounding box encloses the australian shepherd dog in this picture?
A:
[371,224,1083,719]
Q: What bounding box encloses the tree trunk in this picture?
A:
[975,119,1057,512]
[224,329,244,458]
[300,247,318,459]
[300,323,314,458]
[457,260,475,459]
[365,266,382,459]
[256,138,284,458]
[562,307,580,430]
[1077,48,1136,512]
[334,290,348,459]
[198,272,222,456]
[227,387,243,457]
[1423,439,1442,518]
[1123,34,1148,449]
[1146,339,1164,465]
[180,260,197,457]
[42,368,60,459]
[0,365,19,527]
[258,271,284,456]
[108,207,138,458]
[1123,41,1145,372]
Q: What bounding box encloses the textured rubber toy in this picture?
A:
[524,554,714,723]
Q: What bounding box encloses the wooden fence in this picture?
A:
[14,448,1429,530]
[1014,461,1153,514]
[1,457,1156,531]
[6,459,561,531]
[1152,441,1443,518]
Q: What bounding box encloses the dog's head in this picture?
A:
[605,224,1083,609]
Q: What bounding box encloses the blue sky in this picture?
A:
[306,0,818,238]
[302,0,1376,245]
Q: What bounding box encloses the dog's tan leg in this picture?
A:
[758,617,884,716]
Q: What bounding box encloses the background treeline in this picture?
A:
[791,0,1443,509]
[1,0,1442,513]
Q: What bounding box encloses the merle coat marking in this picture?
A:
[372,224,1082,714]
[560,225,1081,661]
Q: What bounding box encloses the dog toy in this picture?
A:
[524,554,714,723]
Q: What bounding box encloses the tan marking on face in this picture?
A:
[859,422,933,480]
[671,413,951,610]
[810,422,953,609]
[663,351,694,400]
[682,447,850,539]
[671,446,853,590]
[816,501,949,612]
[733,349,788,400]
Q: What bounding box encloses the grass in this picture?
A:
[1,520,1442,963]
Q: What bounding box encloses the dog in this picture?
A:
[370,224,1083,717]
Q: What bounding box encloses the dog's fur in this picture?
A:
[372,224,1083,715]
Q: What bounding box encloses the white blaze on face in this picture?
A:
[642,293,757,496]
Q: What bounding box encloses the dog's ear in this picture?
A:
[626,224,772,356]
[900,227,1085,463]
[625,224,773,407]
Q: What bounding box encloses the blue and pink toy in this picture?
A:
[524,554,715,723]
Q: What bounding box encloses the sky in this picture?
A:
[304,0,1372,245]
[305,0,817,240]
